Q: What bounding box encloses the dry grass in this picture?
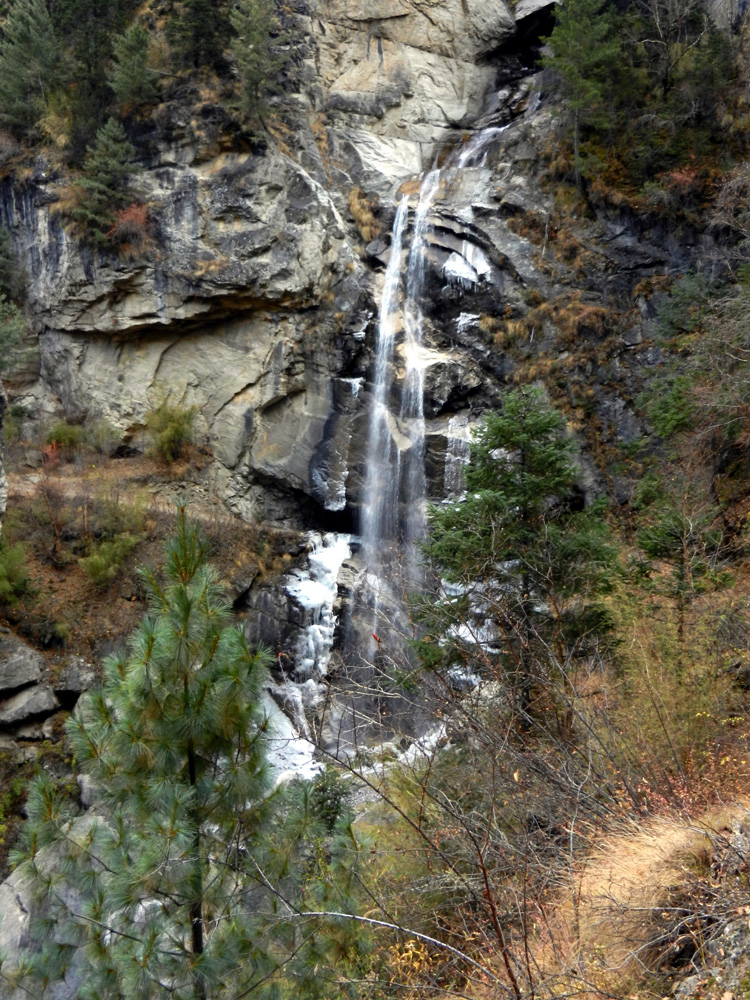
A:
[633,274,672,300]
[2,449,302,659]
[348,186,381,243]
[533,802,750,994]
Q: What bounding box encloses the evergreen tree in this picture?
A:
[50,0,139,155]
[10,508,278,999]
[637,476,724,649]
[0,0,60,137]
[417,387,616,721]
[169,0,230,70]
[230,0,283,119]
[69,117,136,244]
[542,0,622,181]
[108,22,159,113]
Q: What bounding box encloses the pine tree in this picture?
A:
[169,0,230,70]
[0,0,60,137]
[109,22,159,113]
[10,508,278,999]
[69,117,137,244]
[229,0,284,119]
[417,387,616,722]
[542,0,622,182]
[637,475,724,650]
[50,0,139,155]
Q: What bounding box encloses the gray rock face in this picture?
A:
[2,142,374,520]
[4,150,352,337]
[53,657,97,697]
[0,684,58,726]
[310,0,517,190]
[0,632,44,695]
[0,871,31,982]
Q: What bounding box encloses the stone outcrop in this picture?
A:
[0,684,58,727]
[0,0,558,531]
[0,631,60,731]
[308,0,518,191]
[0,631,43,692]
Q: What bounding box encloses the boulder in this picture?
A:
[53,656,97,697]
[0,632,44,695]
[514,0,558,19]
[0,684,58,727]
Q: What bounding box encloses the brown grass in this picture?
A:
[348,186,381,243]
[2,450,302,660]
[534,802,750,993]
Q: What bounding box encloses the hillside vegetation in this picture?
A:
[1,0,750,999]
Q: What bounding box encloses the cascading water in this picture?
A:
[361,125,508,583]
[268,118,523,761]
[360,197,409,566]
[400,168,441,567]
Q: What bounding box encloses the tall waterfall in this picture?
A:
[360,197,409,565]
[400,168,441,567]
[361,126,507,583]
[322,123,513,750]
[265,114,533,761]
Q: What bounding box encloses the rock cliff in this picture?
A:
[0,0,567,534]
[0,381,6,541]
[0,0,700,749]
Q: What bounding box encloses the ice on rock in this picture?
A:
[262,691,321,783]
[456,312,480,335]
[443,242,492,290]
[285,532,351,679]
[443,252,479,288]
[444,413,471,497]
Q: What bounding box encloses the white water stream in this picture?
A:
[266,123,511,768]
[361,125,507,576]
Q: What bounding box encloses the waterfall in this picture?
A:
[361,126,506,575]
[259,108,540,763]
[360,197,409,566]
[400,168,441,567]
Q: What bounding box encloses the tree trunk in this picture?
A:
[187,735,207,1000]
